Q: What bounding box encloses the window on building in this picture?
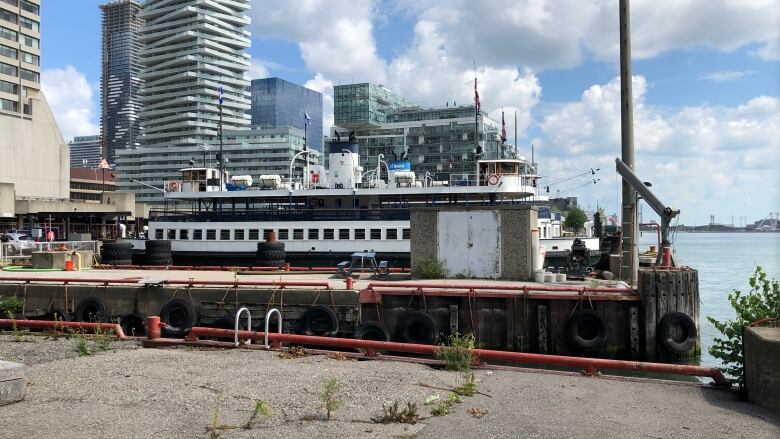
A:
[0,43,17,59]
[370,229,381,240]
[180,230,189,240]
[402,228,411,239]
[167,229,176,240]
[0,61,16,77]
[386,229,398,240]
[278,229,288,240]
[308,229,319,240]
[193,229,203,240]
[339,229,350,240]
[0,1,19,8]
[220,230,230,240]
[19,16,38,32]
[323,229,334,240]
[355,229,366,240]
[0,9,16,25]
[20,0,38,15]
[155,229,163,240]
[0,79,16,94]
[20,51,38,65]
[17,34,38,49]
[0,26,16,42]
[234,229,244,240]
[293,229,304,240]
[20,68,38,82]
[206,229,216,240]
[248,229,259,240]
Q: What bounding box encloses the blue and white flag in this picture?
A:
[219,86,224,105]
[304,112,311,125]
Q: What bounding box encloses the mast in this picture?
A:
[218,85,224,191]
[619,0,638,285]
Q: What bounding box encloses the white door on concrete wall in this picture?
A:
[438,211,501,278]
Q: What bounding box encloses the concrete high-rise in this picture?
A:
[250,78,323,151]
[99,0,143,165]
[118,0,252,203]
[69,135,102,168]
[0,0,69,201]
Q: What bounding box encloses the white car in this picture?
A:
[2,233,37,256]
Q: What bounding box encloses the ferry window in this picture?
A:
[402,228,411,239]
[387,229,398,240]
[370,229,381,240]
[193,230,202,240]
[355,229,366,240]
[220,230,231,240]
[324,229,334,240]
[206,229,216,240]
[249,229,259,240]
[262,229,272,240]
[293,229,304,240]
[338,229,350,240]
[180,230,189,240]
[155,229,163,240]
[335,198,342,208]
[308,229,319,240]
[278,229,288,240]
[167,230,176,240]
[234,229,245,240]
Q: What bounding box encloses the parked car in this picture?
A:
[2,233,37,256]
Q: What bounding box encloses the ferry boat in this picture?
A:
[130,141,599,266]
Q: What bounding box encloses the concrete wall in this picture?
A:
[0,91,69,199]
[0,183,13,218]
[14,192,142,218]
[411,206,538,280]
[744,326,780,411]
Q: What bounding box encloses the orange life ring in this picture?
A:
[311,173,320,184]
[487,174,500,185]
[168,181,180,192]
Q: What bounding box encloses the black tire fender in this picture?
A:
[257,241,285,251]
[74,296,111,323]
[396,311,438,344]
[120,312,148,337]
[565,310,607,352]
[301,305,339,336]
[160,298,196,338]
[355,321,390,342]
[42,307,70,322]
[658,312,697,355]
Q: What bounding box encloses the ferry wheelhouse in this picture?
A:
[134,141,596,265]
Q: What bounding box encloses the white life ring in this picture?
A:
[487,173,500,186]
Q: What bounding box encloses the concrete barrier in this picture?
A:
[0,361,25,406]
[744,326,780,411]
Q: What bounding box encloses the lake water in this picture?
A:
[637,232,780,368]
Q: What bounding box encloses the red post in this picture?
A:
[345,276,355,289]
[147,316,161,340]
[284,262,291,272]
[662,246,672,268]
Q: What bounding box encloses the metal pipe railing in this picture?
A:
[0,276,333,289]
[0,319,127,339]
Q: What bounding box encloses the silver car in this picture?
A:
[2,233,37,256]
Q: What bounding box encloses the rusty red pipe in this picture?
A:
[184,327,726,385]
[0,276,332,288]
[0,318,127,339]
[365,281,633,294]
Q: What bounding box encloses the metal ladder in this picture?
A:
[234,307,283,348]
[234,307,251,346]
[264,308,282,349]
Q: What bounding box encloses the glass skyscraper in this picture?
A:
[250,78,323,151]
[334,83,417,129]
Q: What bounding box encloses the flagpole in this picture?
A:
[304,114,309,190]
[218,86,224,192]
[514,111,517,157]
[473,61,479,161]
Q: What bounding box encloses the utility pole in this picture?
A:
[619,0,638,285]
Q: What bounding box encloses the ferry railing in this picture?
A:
[0,276,334,289]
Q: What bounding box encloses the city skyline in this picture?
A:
[35,0,780,224]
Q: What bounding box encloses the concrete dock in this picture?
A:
[0,335,777,439]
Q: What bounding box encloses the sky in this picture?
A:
[39,0,779,226]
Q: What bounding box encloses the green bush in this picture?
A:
[707,266,779,387]
[417,257,447,279]
[0,295,22,316]
[435,333,475,371]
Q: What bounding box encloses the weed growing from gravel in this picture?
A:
[93,325,113,352]
[76,336,92,357]
[209,393,223,439]
[453,372,477,396]
[4,310,23,342]
[435,333,475,371]
[373,400,420,424]
[243,400,272,429]
[446,391,462,404]
[429,400,450,416]
[321,377,342,420]
[0,296,22,316]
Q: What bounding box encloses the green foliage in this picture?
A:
[373,400,419,424]
[321,377,342,420]
[429,400,450,416]
[707,266,779,387]
[417,257,448,279]
[435,333,475,371]
[563,207,588,233]
[446,392,462,404]
[0,296,22,316]
[209,394,223,439]
[243,400,272,429]
[453,372,477,396]
[76,337,92,357]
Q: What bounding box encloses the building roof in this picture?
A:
[70,167,117,183]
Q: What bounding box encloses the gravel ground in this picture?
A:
[0,334,140,365]
[0,338,777,439]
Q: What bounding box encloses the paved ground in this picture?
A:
[0,335,776,439]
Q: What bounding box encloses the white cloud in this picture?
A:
[700,70,757,82]
[538,76,779,223]
[41,65,98,142]
[304,73,335,136]
[245,59,270,80]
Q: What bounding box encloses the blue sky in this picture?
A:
[39,0,779,225]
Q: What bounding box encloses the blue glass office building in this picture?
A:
[250,78,323,151]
